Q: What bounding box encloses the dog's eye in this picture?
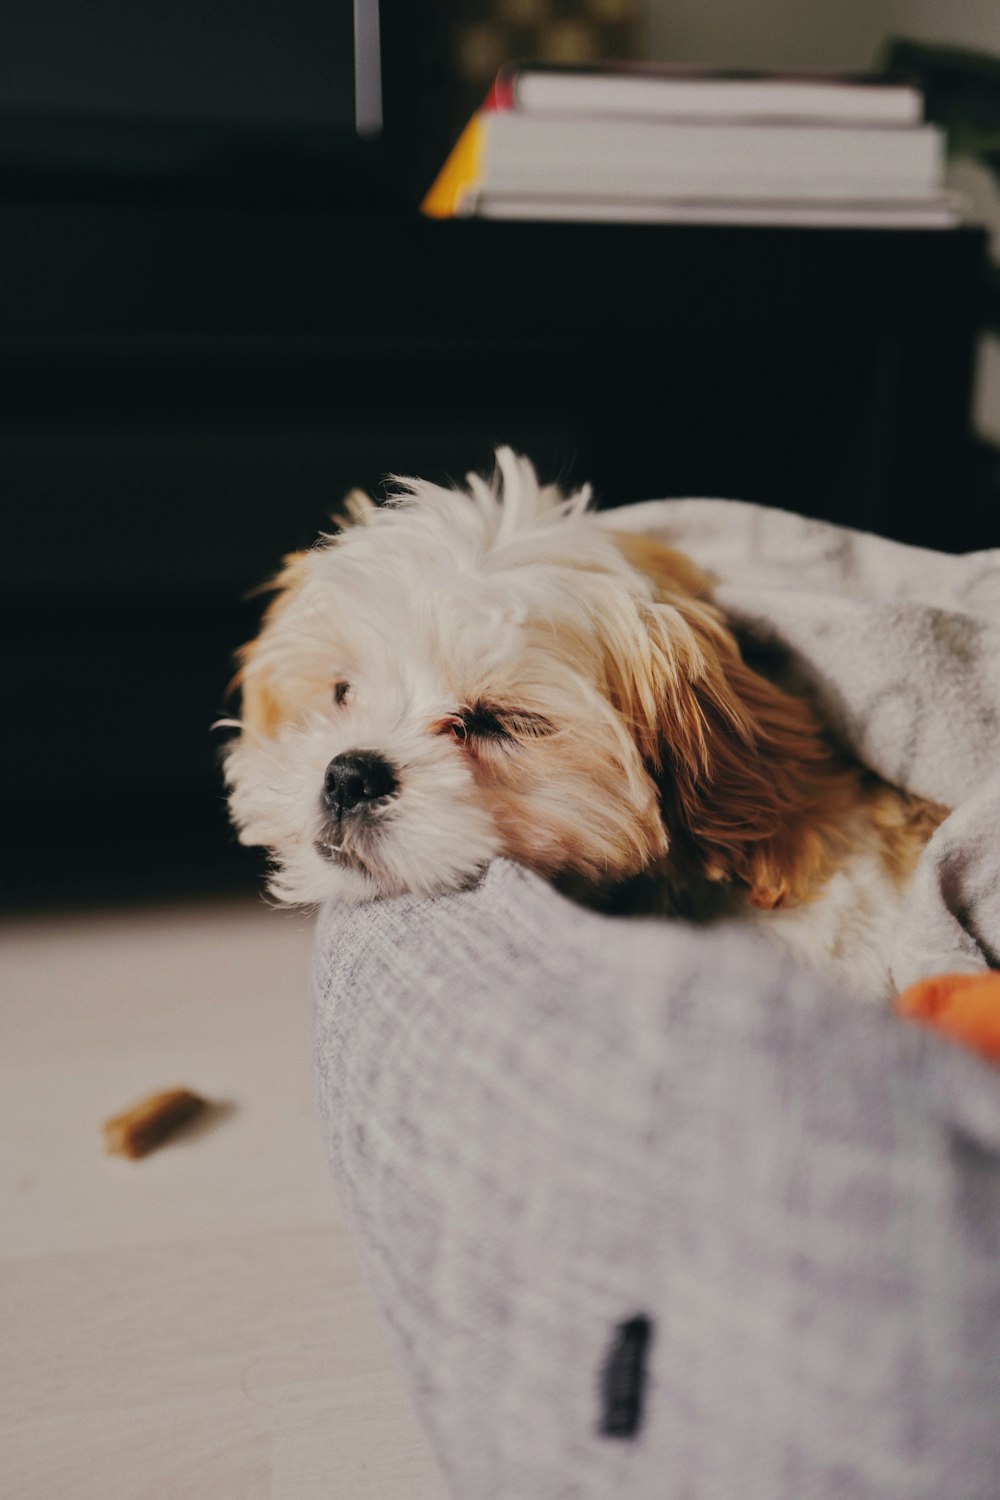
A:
[460,704,511,740]
[333,681,351,706]
[439,702,554,745]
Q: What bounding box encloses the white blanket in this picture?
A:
[605,498,1000,992]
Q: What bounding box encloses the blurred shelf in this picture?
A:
[0,194,988,904]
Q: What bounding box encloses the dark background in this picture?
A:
[0,0,991,909]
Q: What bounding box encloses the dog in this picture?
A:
[223,448,946,1001]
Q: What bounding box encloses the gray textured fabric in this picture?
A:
[311,502,1000,1498]
[604,499,1000,989]
[312,860,1000,1500]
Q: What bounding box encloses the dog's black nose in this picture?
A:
[322,751,398,819]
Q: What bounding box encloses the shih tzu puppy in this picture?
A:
[224,448,945,1001]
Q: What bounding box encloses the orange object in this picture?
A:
[103,1087,208,1159]
[896,971,1000,1067]
[421,114,486,219]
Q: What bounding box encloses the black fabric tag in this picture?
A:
[598,1314,653,1438]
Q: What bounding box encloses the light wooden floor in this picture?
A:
[2,895,446,1499]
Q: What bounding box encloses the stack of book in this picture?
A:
[422,62,957,228]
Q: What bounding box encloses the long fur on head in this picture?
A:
[224,448,854,910]
[608,532,856,909]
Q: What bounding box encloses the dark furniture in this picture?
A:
[1,192,986,904]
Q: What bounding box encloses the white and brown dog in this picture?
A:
[224,449,944,1000]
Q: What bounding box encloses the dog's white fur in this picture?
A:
[224,449,943,1001]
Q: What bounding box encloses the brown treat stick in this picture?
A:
[103,1088,208,1159]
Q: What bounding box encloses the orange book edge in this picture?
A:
[421,114,487,219]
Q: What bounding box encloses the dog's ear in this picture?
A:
[608,532,853,909]
[231,551,310,736]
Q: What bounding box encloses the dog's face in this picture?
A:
[224,450,838,908]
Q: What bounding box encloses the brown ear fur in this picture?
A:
[611,532,858,909]
[230,551,310,735]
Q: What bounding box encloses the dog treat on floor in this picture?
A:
[102,1087,208,1159]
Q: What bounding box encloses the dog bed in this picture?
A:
[310,498,1000,1499]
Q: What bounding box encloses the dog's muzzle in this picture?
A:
[315,750,399,871]
[321,750,398,821]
